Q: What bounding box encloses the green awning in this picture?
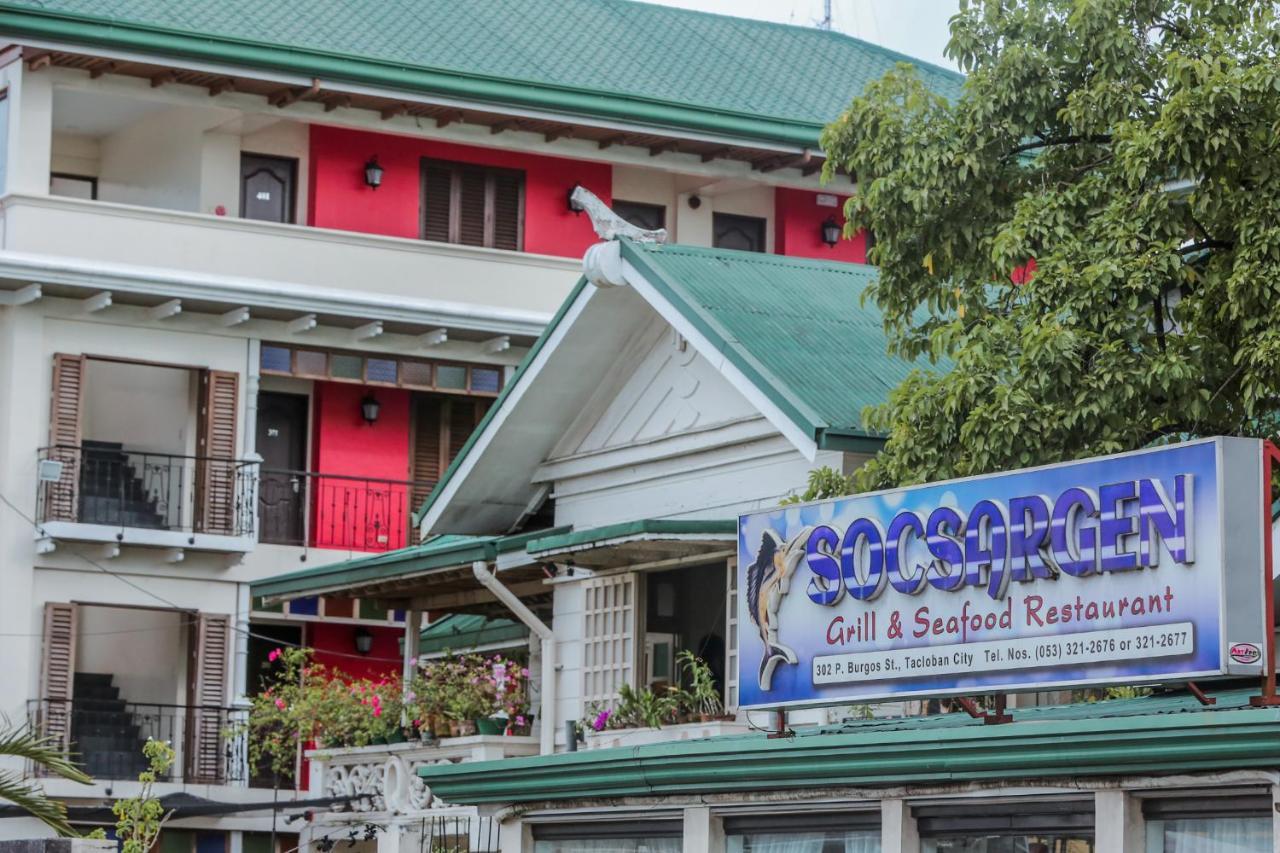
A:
[526,519,736,570]
[250,526,569,605]
[418,688,1280,804]
[419,614,528,655]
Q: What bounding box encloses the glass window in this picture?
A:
[400,360,433,388]
[534,843,679,853]
[470,367,501,393]
[923,837,1093,852]
[294,350,327,377]
[436,364,467,389]
[713,212,767,253]
[728,830,879,852]
[50,173,97,200]
[330,353,363,380]
[260,345,291,374]
[613,199,666,232]
[366,357,397,384]
[1145,817,1271,852]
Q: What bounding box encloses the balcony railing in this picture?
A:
[36,443,257,537]
[28,698,248,786]
[258,469,432,552]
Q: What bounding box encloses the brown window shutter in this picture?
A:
[410,396,444,512]
[457,166,487,247]
[422,163,453,242]
[196,370,240,535]
[46,354,85,522]
[491,171,523,251]
[187,612,230,783]
[39,602,78,751]
[447,399,482,464]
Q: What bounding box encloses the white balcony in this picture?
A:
[307,735,540,815]
[0,193,578,323]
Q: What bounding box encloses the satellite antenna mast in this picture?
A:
[817,0,833,30]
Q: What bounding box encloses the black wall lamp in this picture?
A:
[821,216,841,248]
[353,627,374,655]
[360,394,381,424]
[363,156,384,190]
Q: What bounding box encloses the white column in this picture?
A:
[4,63,53,196]
[401,609,422,725]
[882,799,920,853]
[683,805,725,853]
[376,823,403,853]
[227,830,244,853]
[1095,790,1143,852]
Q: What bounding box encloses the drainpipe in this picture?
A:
[471,561,556,755]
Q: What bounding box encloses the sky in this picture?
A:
[644,0,962,71]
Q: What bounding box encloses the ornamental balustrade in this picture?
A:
[306,735,539,816]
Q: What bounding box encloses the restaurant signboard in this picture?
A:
[737,438,1269,709]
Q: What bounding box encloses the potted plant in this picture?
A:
[677,650,725,722]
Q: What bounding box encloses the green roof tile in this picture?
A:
[419,613,528,655]
[0,0,962,146]
[620,241,931,443]
[419,688,1280,803]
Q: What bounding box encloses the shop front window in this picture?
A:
[922,837,1093,853]
[724,813,879,853]
[531,820,681,853]
[916,800,1094,853]
[533,842,679,853]
[727,830,879,852]
[1144,817,1270,852]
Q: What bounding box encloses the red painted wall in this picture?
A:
[309,382,413,551]
[308,125,612,257]
[774,187,868,263]
[307,622,403,682]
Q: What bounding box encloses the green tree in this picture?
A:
[820,0,1280,491]
[0,724,92,836]
[112,739,176,853]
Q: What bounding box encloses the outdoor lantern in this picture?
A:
[821,216,841,247]
[363,157,384,190]
[353,627,373,655]
[360,394,381,424]
[567,185,584,214]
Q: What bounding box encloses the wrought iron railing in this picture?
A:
[258,469,432,552]
[28,698,248,785]
[36,443,257,537]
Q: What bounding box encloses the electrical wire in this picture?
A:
[0,490,410,664]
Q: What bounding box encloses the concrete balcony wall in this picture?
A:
[0,193,580,317]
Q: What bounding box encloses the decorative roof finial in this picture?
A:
[570,186,668,244]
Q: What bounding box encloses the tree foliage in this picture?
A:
[820,0,1280,490]
[112,739,176,853]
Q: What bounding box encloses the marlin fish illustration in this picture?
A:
[745,527,811,691]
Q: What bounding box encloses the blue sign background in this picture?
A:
[738,441,1229,709]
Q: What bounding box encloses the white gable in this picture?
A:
[552,315,758,458]
[539,312,856,529]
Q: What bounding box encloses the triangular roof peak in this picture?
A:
[415,238,927,536]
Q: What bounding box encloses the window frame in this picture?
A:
[258,343,503,398]
[712,212,767,253]
[50,172,98,200]
[420,156,526,251]
[612,199,666,232]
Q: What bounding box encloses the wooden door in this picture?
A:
[240,154,296,223]
[256,392,308,545]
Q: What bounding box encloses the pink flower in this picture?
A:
[373,706,382,717]
[274,697,286,710]
[592,709,610,731]
[520,668,530,678]
[516,715,526,726]
[268,649,281,662]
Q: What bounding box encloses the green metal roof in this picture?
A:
[526,519,736,555]
[0,0,962,148]
[419,688,1280,804]
[250,527,569,601]
[419,614,527,655]
[619,240,926,445]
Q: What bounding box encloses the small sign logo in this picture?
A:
[1229,643,1261,664]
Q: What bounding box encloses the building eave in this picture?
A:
[419,691,1280,804]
